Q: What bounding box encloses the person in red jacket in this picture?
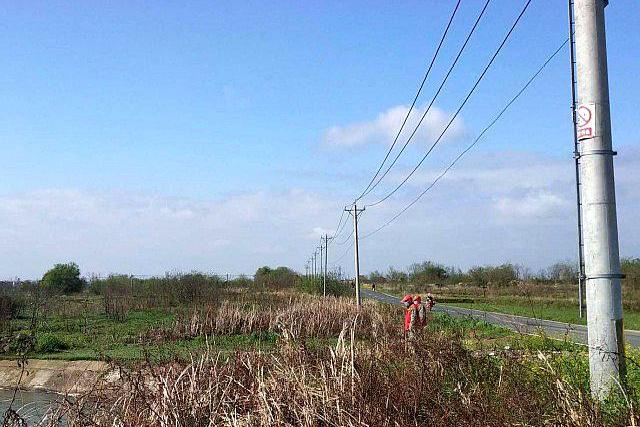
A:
[401,294,417,338]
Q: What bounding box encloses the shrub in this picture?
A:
[3,331,36,355]
[228,275,253,287]
[409,261,449,283]
[386,267,408,283]
[547,261,579,283]
[468,264,519,287]
[368,271,387,284]
[36,333,69,353]
[297,275,351,297]
[88,274,105,295]
[0,292,19,322]
[254,266,298,288]
[622,258,640,280]
[42,262,86,295]
[98,273,225,318]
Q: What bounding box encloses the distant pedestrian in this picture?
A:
[413,295,428,328]
[401,295,417,338]
[371,282,376,292]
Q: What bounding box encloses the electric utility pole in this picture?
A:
[313,251,317,283]
[319,243,324,288]
[345,204,365,306]
[305,262,309,280]
[323,234,329,297]
[574,0,625,399]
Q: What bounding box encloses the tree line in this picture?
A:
[365,258,640,288]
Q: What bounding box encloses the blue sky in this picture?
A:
[0,1,638,278]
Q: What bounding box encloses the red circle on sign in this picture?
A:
[577,105,591,127]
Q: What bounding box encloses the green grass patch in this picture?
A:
[4,308,282,361]
[447,300,640,331]
[426,312,584,353]
[26,333,280,362]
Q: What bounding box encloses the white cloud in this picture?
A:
[400,152,572,192]
[311,226,334,239]
[0,189,337,279]
[0,149,637,279]
[323,105,466,148]
[494,191,571,219]
[355,147,640,273]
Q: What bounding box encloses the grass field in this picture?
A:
[2,277,640,425]
[0,284,623,362]
[36,289,640,425]
[4,301,571,362]
[2,283,636,366]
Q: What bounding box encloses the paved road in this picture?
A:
[362,289,640,347]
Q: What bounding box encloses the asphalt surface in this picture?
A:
[362,288,640,347]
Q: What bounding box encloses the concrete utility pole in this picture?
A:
[305,263,309,280]
[319,243,324,288]
[345,204,365,306]
[312,252,317,283]
[323,234,329,297]
[574,0,625,399]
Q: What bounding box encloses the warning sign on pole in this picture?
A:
[576,103,597,141]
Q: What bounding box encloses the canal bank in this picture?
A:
[0,359,112,395]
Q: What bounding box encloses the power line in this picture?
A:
[360,36,568,240]
[333,205,368,245]
[354,0,463,202]
[324,204,349,253]
[365,0,534,208]
[357,0,492,202]
[334,228,354,246]
[328,209,348,243]
[329,209,350,243]
[330,241,353,266]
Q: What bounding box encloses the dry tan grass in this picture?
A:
[0,287,630,426]
[148,293,398,344]
[32,292,639,427]
[43,322,617,426]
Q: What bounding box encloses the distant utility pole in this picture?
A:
[319,243,324,288]
[568,0,586,320]
[305,262,309,280]
[323,234,329,297]
[574,0,625,399]
[313,251,317,283]
[345,204,365,306]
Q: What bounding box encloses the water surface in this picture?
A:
[0,389,60,424]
